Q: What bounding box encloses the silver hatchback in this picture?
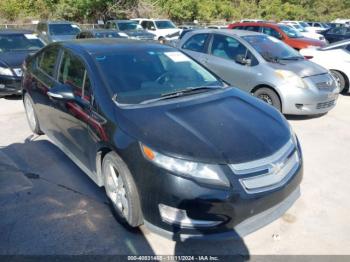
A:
[178,29,339,115]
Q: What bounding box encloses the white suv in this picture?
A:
[132,18,181,41]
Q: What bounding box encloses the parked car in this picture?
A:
[280,21,310,29]
[300,39,350,93]
[36,21,81,43]
[304,22,329,33]
[105,20,155,41]
[320,27,350,43]
[22,39,302,240]
[178,29,339,115]
[76,29,128,39]
[0,30,45,97]
[228,22,325,50]
[282,23,326,43]
[132,18,181,41]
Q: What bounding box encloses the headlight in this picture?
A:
[0,66,14,76]
[275,70,308,89]
[141,144,230,187]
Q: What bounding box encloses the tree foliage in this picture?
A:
[0,0,349,22]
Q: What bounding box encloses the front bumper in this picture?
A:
[279,82,339,115]
[0,75,22,97]
[132,147,303,241]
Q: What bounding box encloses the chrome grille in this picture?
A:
[316,100,335,109]
[229,139,300,194]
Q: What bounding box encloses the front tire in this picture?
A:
[254,87,282,112]
[23,93,43,135]
[102,151,143,228]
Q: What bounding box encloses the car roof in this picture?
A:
[39,20,75,25]
[0,29,34,35]
[80,29,120,34]
[58,38,173,55]
[231,22,280,28]
[186,28,264,37]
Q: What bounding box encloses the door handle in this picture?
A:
[47,91,64,99]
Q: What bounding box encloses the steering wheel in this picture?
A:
[155,72,174,84]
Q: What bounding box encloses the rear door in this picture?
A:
[53,49,94,169]
[203,33,258,92]
[29,45,61,135]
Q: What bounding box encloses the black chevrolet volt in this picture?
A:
[22,39,302,240]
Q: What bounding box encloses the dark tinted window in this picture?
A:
[49,24,81,36]
[141,21,155,30]
[245,26,261,32]
[117,21,140,31]
[39,46,59,76]
[262,27,283,39]
[59,51,91,100]
[182,33,209,53]
[210,34,251,62]
[329,27,347,35]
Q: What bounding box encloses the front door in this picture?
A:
[203,34,257,92]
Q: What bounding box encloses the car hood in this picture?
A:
[0,51,33,68]
[124,30,155,38]
[115,88,291,164]
[295,37,324,47]
[268,59,328,77]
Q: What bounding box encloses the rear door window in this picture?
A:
[246,26,261,32]
[182,33,209,53]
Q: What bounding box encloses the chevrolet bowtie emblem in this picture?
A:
[269,161,285,174]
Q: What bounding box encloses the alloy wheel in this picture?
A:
[258,94,273,105]
[105,162,129,218]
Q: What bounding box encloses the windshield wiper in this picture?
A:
[140,86,223,104]
[280,56,304,60]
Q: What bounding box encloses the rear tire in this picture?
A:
[102,151,143,228]
[254,87,282,112]
[23,93,43,135]
[330,70,348,93]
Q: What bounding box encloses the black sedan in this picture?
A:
[76,29,128,39]
[0,30,45,97]
[321,27,350,43]
[22,39,302,240]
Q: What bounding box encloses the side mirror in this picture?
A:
[150,26,156,31]
[47,84,75,101]
[235,55,252,66]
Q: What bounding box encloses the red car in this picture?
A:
[228,22,325,50]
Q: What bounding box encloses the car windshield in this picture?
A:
[279,24,303,38]
[95,48,222,104]
[243,34,304,61]
[300,22,309,28]
[155,20,176,29]
[293,24,307,32]
[0,34,44,52]
[49,24,81,36]
[117,22,142,31]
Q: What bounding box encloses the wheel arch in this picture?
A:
[330,69,349,93]
[251,84,283,111]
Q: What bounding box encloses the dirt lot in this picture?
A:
[0,95,350,256]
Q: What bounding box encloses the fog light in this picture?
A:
[159,204,222,228]
[295,104,304,109]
